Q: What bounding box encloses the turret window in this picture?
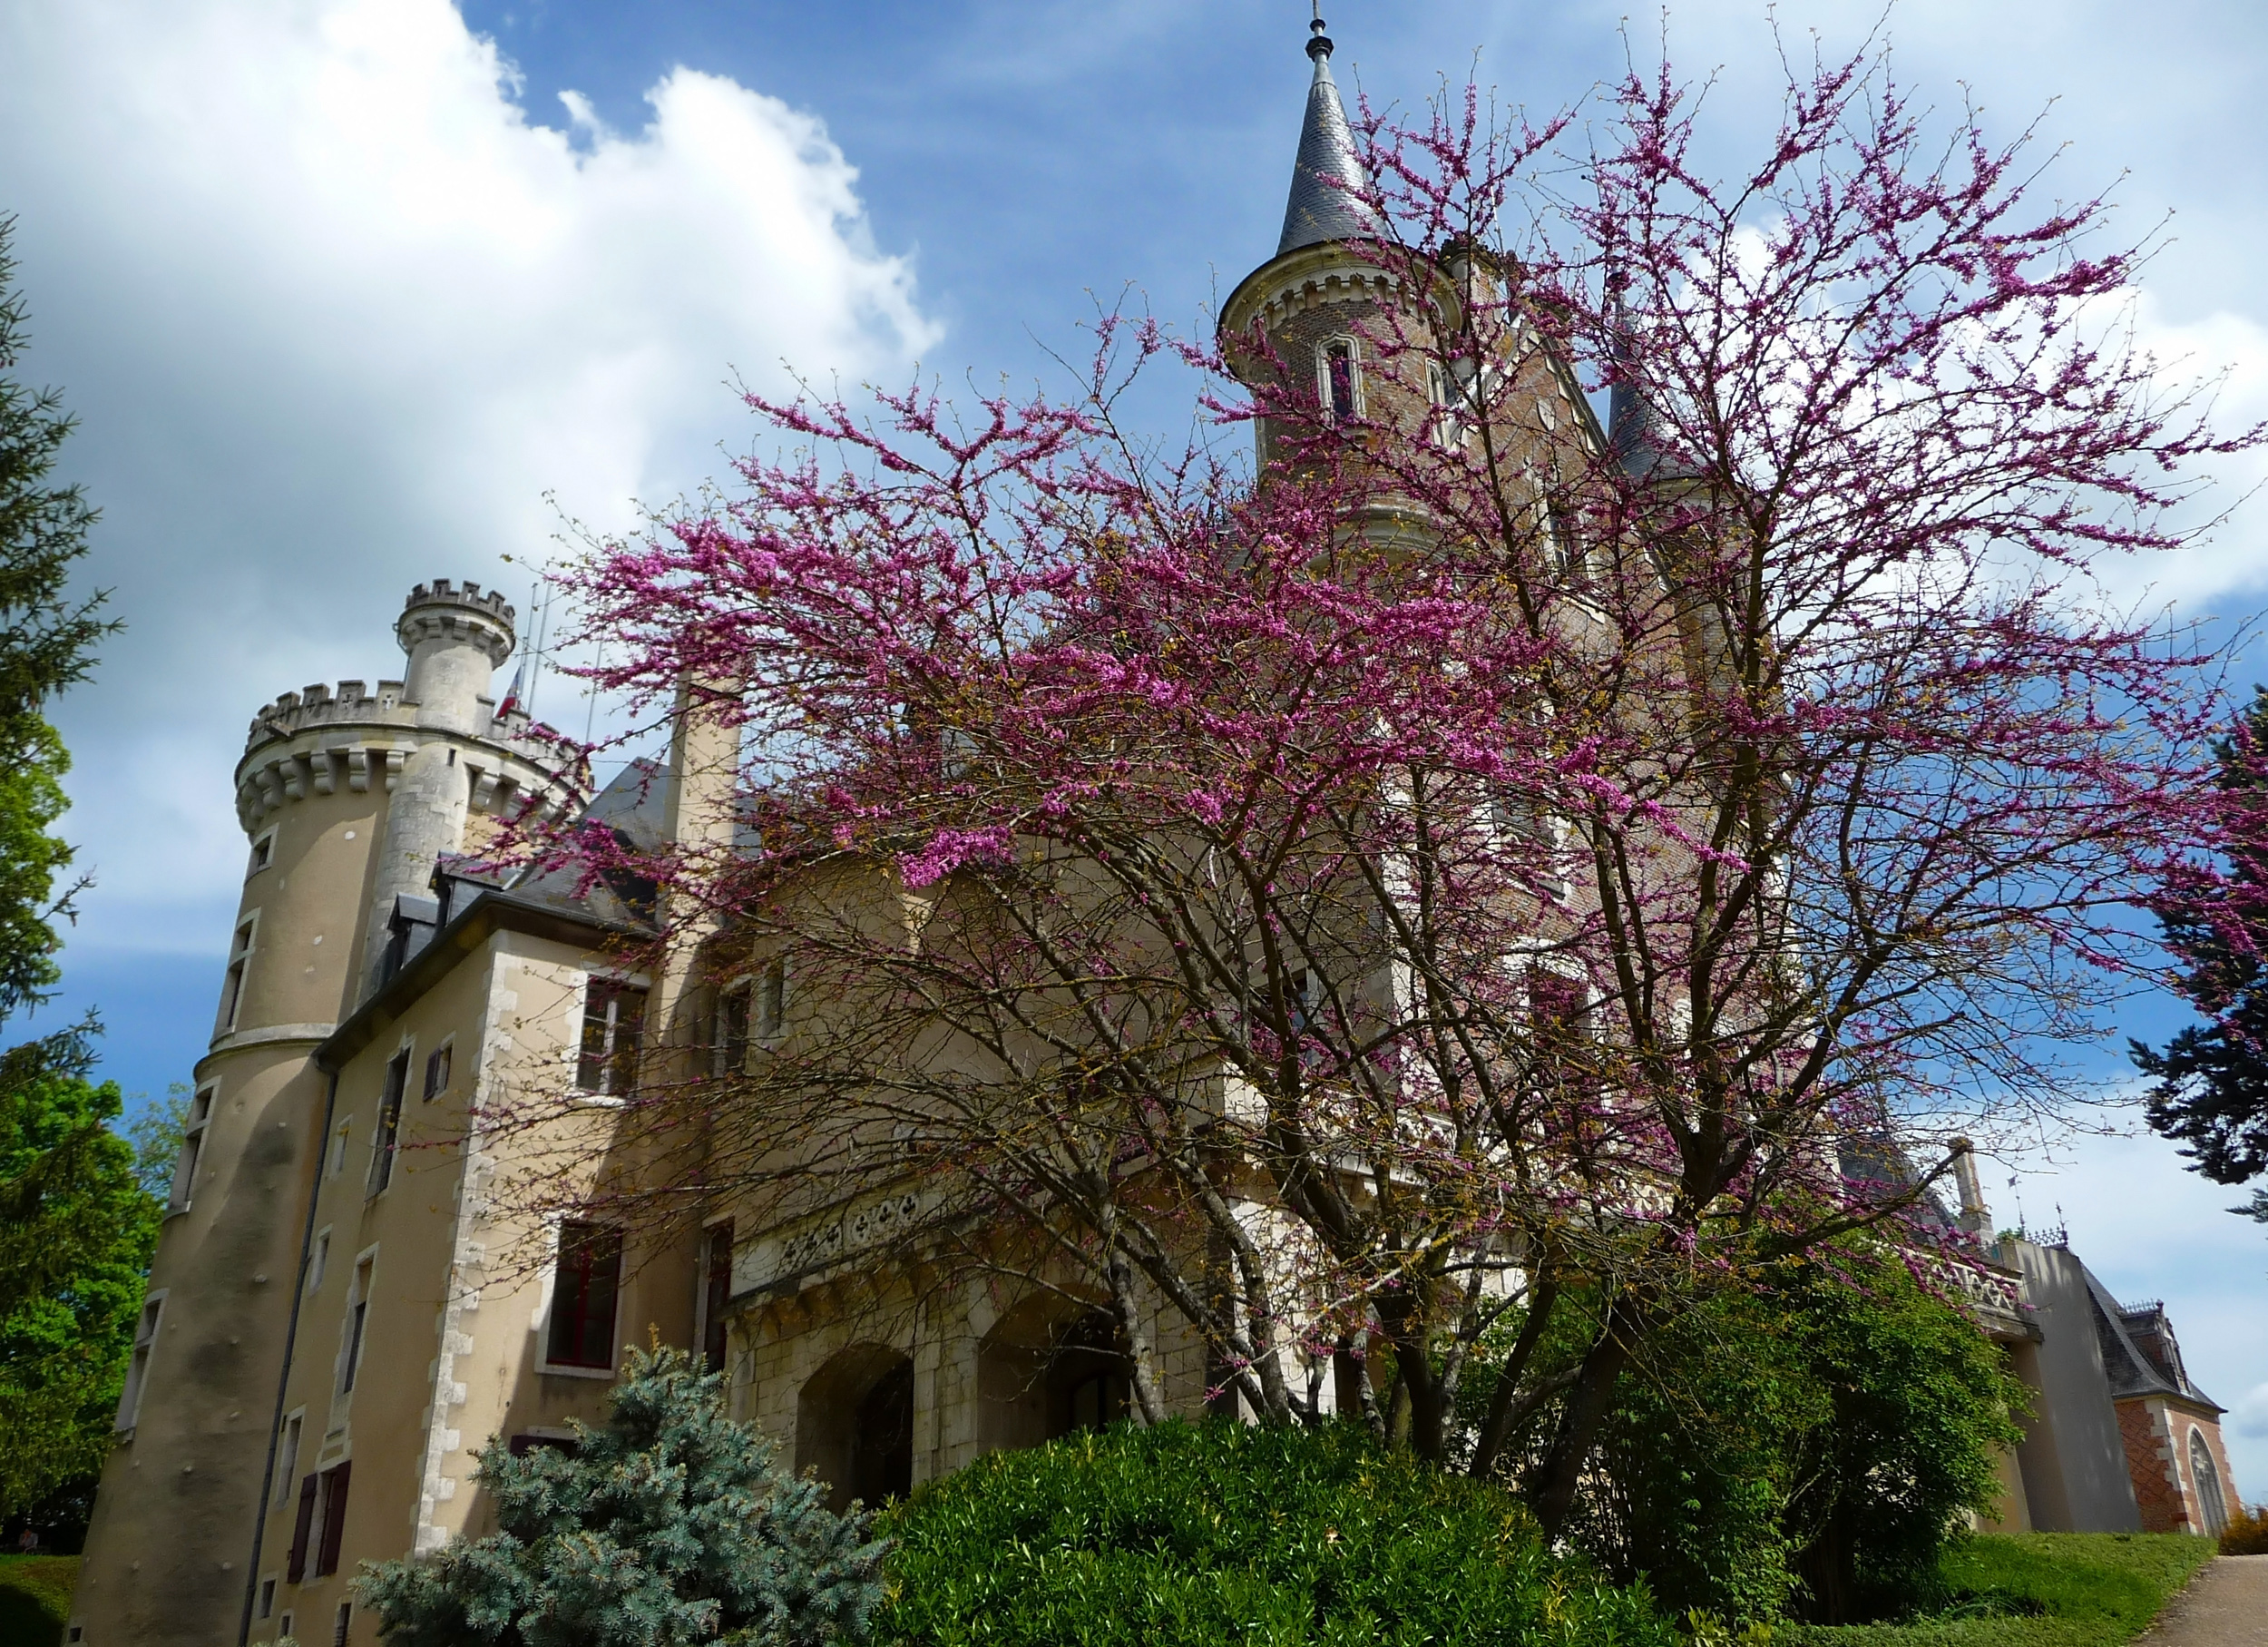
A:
[169,1083,215,1211]
[114,1292,164,1432]
[219,915,259,1034]
[248,829,276,877]
[1318,337,1363,422]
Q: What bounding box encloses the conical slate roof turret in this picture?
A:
[1606,285,1701,482]
[1276,14,1387,256]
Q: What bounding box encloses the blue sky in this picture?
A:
[3,0,2264,1492]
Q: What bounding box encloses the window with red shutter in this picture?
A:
[313,1460,350,1577]
[286,1473,318,1583]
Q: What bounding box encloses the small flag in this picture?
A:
[497,657,528,720]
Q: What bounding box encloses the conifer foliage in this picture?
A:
[2134,686,2268,1190]
[354,1347,886,1647]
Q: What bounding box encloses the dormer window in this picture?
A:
[1318,338,1362,422]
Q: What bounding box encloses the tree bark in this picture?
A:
[1530,1299,1639,1535]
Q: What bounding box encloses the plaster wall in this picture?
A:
[249,931,695,1647]
[72,779,384,1647]
[2007,1240,2142,1533]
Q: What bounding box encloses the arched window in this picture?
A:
[2189,1429,2228,1536]
[1318,338,1361,422]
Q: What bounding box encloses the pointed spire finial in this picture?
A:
[1276,5,1385,255]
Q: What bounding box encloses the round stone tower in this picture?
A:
[73,580,587,1647]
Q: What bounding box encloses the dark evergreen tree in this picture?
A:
[354,1346,886,1647]
[0,214,142,1538]
[0,215,112,1018]
[2134,687,2268,1186]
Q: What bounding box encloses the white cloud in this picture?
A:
[0,0,934,954]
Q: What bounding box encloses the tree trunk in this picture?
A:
[1468,1278,1560,1481]
[1530,1303,1638,1536]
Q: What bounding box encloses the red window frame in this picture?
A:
[545,1222,623,1369]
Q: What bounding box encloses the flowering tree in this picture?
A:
[503,42,2248,1529]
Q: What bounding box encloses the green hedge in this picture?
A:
[0,1554,77,1647]
[1777,1534,2215,1647]
[876,1419,1674,1647]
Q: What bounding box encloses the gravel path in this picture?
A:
[2141,1555,2268,1647]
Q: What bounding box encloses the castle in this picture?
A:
[66,25,2241,1647]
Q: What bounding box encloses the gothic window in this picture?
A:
[2190,1429,2228,1535]
[545,1222,623,1371]
[1318,338,1362,422]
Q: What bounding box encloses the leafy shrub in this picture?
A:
[2221,1501,2268,1555]
[1776,1533,2215,1647]
[356,1346,885,1647]
[1485,1244,2026,1624]
[876,1417,1675,1647]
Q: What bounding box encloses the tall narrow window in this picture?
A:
[258,1578,276,1620]
[422,1042,452,1103]
[331,1601,353,1647]
[1426,361,1457,446]
[367,1050,409,1195]
[577,982,647,1095]
[114,1293,164,1430]
[701,1221,734,1374]
[339,1255,374,1394]
[219,917,257,1034]
[328,1122,350,1179]
[1321,338,1359,421]
[545,1222,623,1370]
[2190,1430,2228,1535]
[717,987,750,1076]
[308,1230,330,1294]
[754,957,787,1040]
[1528,968,1597,1078]
[286,1475,317,1583]
[312,1462,351,1577]
[170,1085,215,1211]
[272,1411,304,1511]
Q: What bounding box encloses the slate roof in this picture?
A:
[2083,1268,2223,1410]
[1276,23,1388,257]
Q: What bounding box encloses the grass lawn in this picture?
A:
[0,1554,78,1647]
[1779,1534,2217,1647]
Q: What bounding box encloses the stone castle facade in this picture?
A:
[66,25,2240,1647]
